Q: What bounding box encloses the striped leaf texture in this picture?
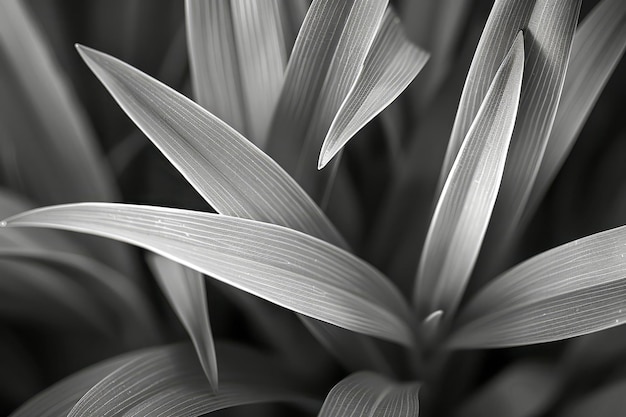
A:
[3,203,415,347]
[450,225,626,348]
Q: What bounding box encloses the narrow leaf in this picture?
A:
[318,8,430,168]
[449,225,626,348]
[76,44,345,247]
[67,343,314,417]
[3,203,415,347]
[526,0,626,216]
[266,0,388,197]
[185,0,287,145]
[318,372,420,417]
[414,33,524,320]
[147,255,218,391]
[438,0,582,239]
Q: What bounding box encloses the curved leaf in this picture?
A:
[3,203,415,347]
[438,0,582,242]
[76,44,345,248]
[185,0,287,145]
[318,372,420,417]
[527,0,626,217]
[265,0,389,197]
[67,344,315,417]
[147,255,218,390]
[318,8,430,168]
[414,33,524,321]
[449,225,626,348]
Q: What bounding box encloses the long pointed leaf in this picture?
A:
[318,372,420,417]
[526,0,626,217]
[76,43,394,370]
[76,44,344,247]
[449,225,626,348]
[3,203,415,347]
[318,8,430,168]
[67,344,315,417]
[185,0,286,145]
[438,0,582,239]
[414,33,524,321]
[265,0,388,198]
[147,255,218,391]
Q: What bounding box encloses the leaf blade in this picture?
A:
[317,372,420,417]
[148,255,218,391]
[318,8,430,168]
[414,33,525,320]
[450,225,626,348]
[3,203,415,347]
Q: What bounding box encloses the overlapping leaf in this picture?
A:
[67,343,315,417]
[526,0,626,217]
[318,8,430,168]
[265,0,389,197]
[438,0,582,240]
[449,225,626,348]
[413,33,524,321]
[148,255,218,390]
[318,372,420,417]
[0,1,136,276]
[76,45,344,247]
[3,203,415,346]
[186,0,287,145]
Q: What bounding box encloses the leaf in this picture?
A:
[76,43,392,369]
[454,361,559,417]
[76,44,345,247]
[9,349,141,417]
[0,1,136,277]
[185,0,287,145]
[559,381,626,417]
[413,33,524,322]
[317,372,420,417]
[318,8,430,168]
[438,0,582,238]
[265,0,389,198]
[3,203,416,347]
[449,225,626,348]
[526,0,626,217]
[67,343,315,417]
[147,255,218,390]
[0,0,117,204]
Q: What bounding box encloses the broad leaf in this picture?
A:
[526,0,626,217]
[318,372,420,417]
[148,255,218,390]
[265,0,389,198]
[186,0,287,145]
[449,225,626,348]
[414,33,524,321]
[76,44,345,247]
[67,344,315,417]
[3,203,415,346]
[318,8,430,168]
